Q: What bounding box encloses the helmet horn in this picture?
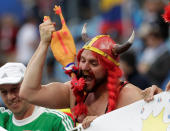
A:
[113,30,135,55]
[81,23,91,42]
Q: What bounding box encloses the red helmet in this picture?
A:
[81,23,135,66]
[83,35,120,66]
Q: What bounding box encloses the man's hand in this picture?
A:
[142,85,162,102]
[165,81,170,91]
[82,116,98,129]
[39,18,55,45]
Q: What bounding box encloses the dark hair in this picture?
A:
[120,51,136,69]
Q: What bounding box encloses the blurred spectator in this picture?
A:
[142,0,166,24]
[161,72,170,90]
[120,51,151,90]
[45,50,58,83]
[131,0,168,58]
[16,15,39,65]
[138,23,170,86]
[132,0,167,29]
[0,97,5,108]
[0,15,18,61]
[0,0,24,22]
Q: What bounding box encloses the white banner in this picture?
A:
[71,92,170,131]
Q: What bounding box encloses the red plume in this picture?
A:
[162,3,170,23]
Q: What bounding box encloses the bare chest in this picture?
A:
[85,93,108,116]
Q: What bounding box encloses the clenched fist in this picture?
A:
[39,17,55,45]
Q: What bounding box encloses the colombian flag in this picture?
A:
[99,0,124,35]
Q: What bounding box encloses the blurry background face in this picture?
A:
[144,34,157,47]
[0,83,29,115]
[120,51,136,78]
[120,60,131,78]
[144,0,165,13]
[144,32,163,48]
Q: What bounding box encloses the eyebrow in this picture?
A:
[10,83,20,88]
[80,55,85,59]
[0,89,6,91]
[0,84,20,90]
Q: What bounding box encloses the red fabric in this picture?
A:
[100,21,123,35]
[54,6,61,15]
[162,3,170,23]
[107,68,122,112]
[71,77,85,91]
[63,112,76,126]
[64,66,79,77]
[92,52,122,112]
[70,76,87,117]
[71,102,88,118]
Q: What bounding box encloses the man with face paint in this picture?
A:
[19,12,163,129]
[19,6,165,128]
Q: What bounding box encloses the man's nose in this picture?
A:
[7,92,16,101]
[81,62,90,71]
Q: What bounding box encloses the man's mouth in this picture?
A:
[83,75,93,81]
[12,102,18,106]
[9,102,19,109]
[79,70,95,83]
[9,100,20,107]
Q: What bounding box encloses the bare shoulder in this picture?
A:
[64,81,72,87]
[121,83,142,94]
[117,83,143,109]
[63,81,73,94]
[64,81,76,108]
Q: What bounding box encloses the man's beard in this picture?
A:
[79,70,107,93]
[90,75,107,92]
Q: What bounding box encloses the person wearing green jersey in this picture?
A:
[0,62,74,131]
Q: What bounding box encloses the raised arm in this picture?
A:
[19,19,70,109]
